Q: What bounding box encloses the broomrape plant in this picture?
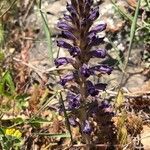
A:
[55,0,113,147]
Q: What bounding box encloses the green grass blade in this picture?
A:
[118,0,141,89]
[123,0,141,71]
[38,0,53,65]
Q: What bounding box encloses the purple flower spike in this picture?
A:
[67,92,80,109]
[86,81,99,97]
[92,65,113,75]
[60,74,74,86]
[88,7,99,22]
[57,40,72,49]
[57,21,72,30]
[54,57,72,68]
[70,46,81,57]
[80,64,93,78]
[89,49,106,58]
[62,31,76,40]
[90,23,107,33]
[83,120,92,134]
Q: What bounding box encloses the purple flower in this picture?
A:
[88,7,99,22]
[54,57,72,68]
[70,46,81,57]
[67,91,80,109]
[69,117,77,127]
[80,64,93,78]
[87,32,96,42]
[90,23,107,33]
[62,31,76,40]
[57,21,72,30]
[89,49,106,58]
[60,74,74,86]
[83,120,92,134]
[67,3,78,17]
[64,14,72,22]
[57,40,72,49]
[89,36,104,46]
[99,100,110,109]
[91,65,113,75]
[86,81,99,97]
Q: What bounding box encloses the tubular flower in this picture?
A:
[91,65,113,75]
[89,49,106,58]
[83,120,92,134]
[80,64,93,78]
[54,57,72,68]
[60,74,74,86]
[67,91,80,110]
[69,117,78,127]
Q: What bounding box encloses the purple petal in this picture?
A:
[86,81,99,97]
[87,32,96,42]
[80,64,93,78]
[69,117,77,127]
[83,120,92,134]
[64,14,72,22]
[57,40,72,49]
[88,7,99,21]
[91,65,113,75]
[62,31,76,40]
[89,36,104,46]
[67,91,80,109]
[54,57,72,68]
[70,46,81,57]
[60,74,74,86]
[57,21,72,30]
[90,23,107,33]
[66,3,78,17]
[89,49,106,58]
